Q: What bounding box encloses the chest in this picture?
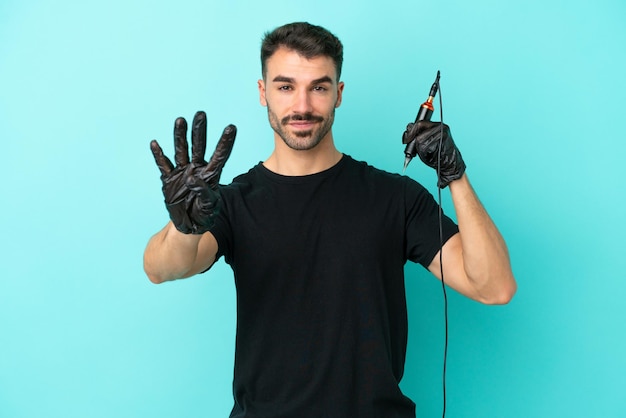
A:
[230,178,405,266]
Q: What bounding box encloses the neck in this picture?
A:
[264,134,343,176]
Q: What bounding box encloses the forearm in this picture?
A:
[143,222,206,284]
[449,174,516,304]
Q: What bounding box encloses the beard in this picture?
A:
[267,104,336,151]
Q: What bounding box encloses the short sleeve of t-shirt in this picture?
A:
[402,176,459,268]
[209,181,242,265]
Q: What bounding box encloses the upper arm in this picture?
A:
[427,232,482,302]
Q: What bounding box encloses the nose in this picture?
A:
[292,88,313,114]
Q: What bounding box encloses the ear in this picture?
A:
[258,79,267,106]
[335,81,345,108]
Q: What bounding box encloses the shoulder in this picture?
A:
[341,155,427,193]
[229,163,264,185]
[217,163,281,211]
[219,163,264,193]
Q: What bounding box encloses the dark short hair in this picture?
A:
[260,22,344,80]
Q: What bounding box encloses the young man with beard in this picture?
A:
[144,22,516,418]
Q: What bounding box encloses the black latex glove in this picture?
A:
[402,120,466,188]
[150,111,236,234]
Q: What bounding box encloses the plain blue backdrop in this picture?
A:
[1,0,625,417]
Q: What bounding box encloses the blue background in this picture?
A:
[1,0,625,417]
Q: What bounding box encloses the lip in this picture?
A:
[289,121,316,129]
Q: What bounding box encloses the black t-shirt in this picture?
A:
[209,155,459,418]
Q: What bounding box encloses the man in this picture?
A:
[144,22,516,418]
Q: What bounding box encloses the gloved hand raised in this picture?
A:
[402,120,466,188]
[150,111,236,234]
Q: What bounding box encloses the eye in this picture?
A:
[278,85,293,91]
[312,85,328,92]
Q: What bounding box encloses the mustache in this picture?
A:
[281,113,324,125]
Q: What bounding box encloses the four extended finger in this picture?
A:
[173,117,189,167]
[203,124,237,185]
[191,111,208,164]
[206,124,237,173]
[150,139,175,177]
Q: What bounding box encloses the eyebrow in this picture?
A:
[272,75,334,84]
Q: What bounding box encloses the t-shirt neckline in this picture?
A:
[256,154,350,184]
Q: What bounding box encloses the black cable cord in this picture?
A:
[436,81,449,418]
